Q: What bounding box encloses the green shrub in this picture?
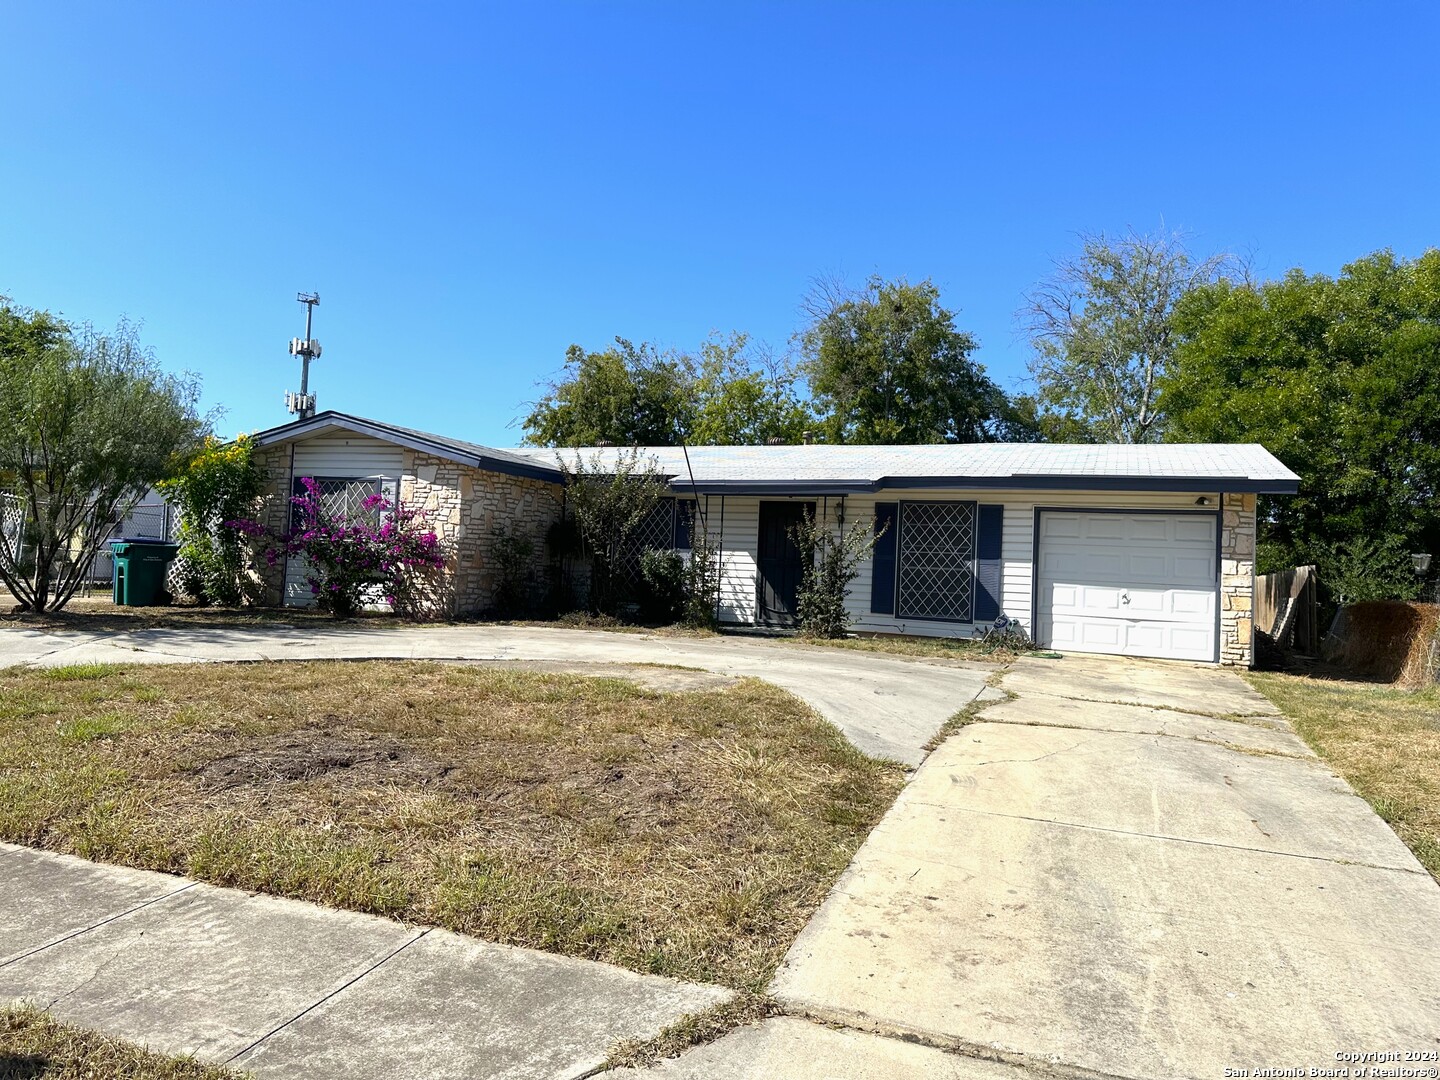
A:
[638,548,686,623]
[682,530,722,630]
[1322,536,1423,604]
[158,435,265,606]
[491,525,537,617]
[790,511,883,638]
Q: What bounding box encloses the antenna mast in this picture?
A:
[286,292,322,419]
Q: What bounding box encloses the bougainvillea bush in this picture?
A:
[228,477,446,618]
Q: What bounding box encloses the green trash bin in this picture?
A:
[110,539,180,606]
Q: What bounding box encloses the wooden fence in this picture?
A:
[1255,564,1319,655]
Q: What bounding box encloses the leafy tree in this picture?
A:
[688,333,812,445]
[1164,249,1440,589]
[801,276,1007,444]
[158,435,265,606]
[522,339,691,446]
[0,301,206,613]
[1022,229,1242,443]
[522,333,810,447]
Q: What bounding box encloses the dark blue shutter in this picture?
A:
[870,503,898,614]
[672,499,693,549]
[973,504,1004,622]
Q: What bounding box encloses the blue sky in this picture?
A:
[3,2,1436,445]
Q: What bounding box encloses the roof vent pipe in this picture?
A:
[802,431,814,445]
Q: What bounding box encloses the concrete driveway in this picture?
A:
[770,654,1440,1078]
[0,623,995,765]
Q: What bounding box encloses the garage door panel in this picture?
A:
[1042,586,1214,622]
[1127,517,1171,541]
[1041,515,1083,540]
[1036,511,1218,663]
[1174,518,1217,543]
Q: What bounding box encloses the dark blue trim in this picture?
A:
[870,503,898,614]
[973,504,1004,622]
[875,474,1295,494]
[673,498,694,549]
[669,479,874,495]
[1029,505,1224,659]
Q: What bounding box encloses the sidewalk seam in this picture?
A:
[0,880,198,970]
[222,927,432,1065]
[899,799,1431,875]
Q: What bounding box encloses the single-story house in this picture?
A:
[249,411,1300,667]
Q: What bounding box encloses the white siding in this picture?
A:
[843,488,1218,640]
[700,494,759,625]
[284,435,407,607]
[694,494,844,626]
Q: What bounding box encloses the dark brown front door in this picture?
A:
[757,501,814,627]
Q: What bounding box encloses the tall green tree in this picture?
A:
[0,301,208,612]
[1022,229,1241,442]
[801,276,1007,444]
[522,338,691,446]
[522,333,810,447]
[1164,249,1440,590]
[688,333,811,445]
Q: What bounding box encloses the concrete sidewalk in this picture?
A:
[0,623,996,765]
[767,655,1440,1079]
[0,844,729,1079]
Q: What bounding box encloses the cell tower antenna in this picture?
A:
[285,292,322,419]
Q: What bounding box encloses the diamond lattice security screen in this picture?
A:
[896,501,977,622]
[617,498,679,588]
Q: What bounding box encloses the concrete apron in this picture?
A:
[769,655,1440,1080]
[0,844,729,1080]
[0,624,998,767]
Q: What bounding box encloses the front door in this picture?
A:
[757,501,814,627]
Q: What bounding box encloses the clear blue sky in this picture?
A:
[3,2,1436,445]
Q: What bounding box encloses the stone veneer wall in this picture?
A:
[400,450,564,617]
[1219,492,1257,667]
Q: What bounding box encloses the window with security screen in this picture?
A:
[291,477,397,530]
[896,501,977,622]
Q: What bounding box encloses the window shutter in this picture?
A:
[870,502,898,614]
[973,504,1004,622]
[673,500,693,550]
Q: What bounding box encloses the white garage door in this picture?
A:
[1035,511,1218,662]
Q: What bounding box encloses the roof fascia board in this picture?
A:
[876,474,1299,494]
[671,475,1297,495]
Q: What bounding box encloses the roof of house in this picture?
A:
[252,412,1301,494]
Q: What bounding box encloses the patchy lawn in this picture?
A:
[791,633,1022,663]
[0,660,902,991]
[1246,671,1440,878]
[0,594,402,634]
[0,1006,241,1079]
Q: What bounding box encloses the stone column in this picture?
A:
[1219,492,1257,666]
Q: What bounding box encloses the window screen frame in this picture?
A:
[894,499,979,624]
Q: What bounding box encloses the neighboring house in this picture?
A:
[250,412,1300,667]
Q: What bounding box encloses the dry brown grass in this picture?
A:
[0,595,402,634]
[792,633,1018,663]
[0,1006,242,1079]
[1247,671,1440,878]
[0,660,901,991]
